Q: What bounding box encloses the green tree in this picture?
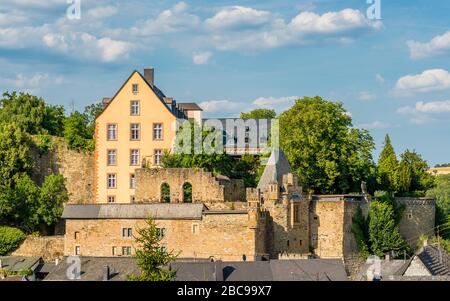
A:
[397,150,434,195]
[0,92,46,134]
[377,134,398,192]
[426,174,450,234]
[43,105,66,137]
[0,123,33,189]
[128,218,177,281]
[162,121,258,186]
[240,108,276,119]
[0,226,26,255]
[83,102,103,137]
[279,96,375,193]
[63,111,94,151]
[38,175,68,227]
[368,201,409,257]
[0,175,41,232]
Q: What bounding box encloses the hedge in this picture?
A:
[0,226,26,255]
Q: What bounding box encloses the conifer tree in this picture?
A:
[378,134,399,191]
[128,217,177,281]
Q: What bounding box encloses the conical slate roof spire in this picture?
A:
[257,149,291,190]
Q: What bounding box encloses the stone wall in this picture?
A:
[31,137,94,204]
[135,168,245,203]
[64,211,264,261]
[395,198,436,248]
[11,235,64,262]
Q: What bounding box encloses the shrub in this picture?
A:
[0,226,26,255]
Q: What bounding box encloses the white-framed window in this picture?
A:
[107,174,117,189]
[130,173,136,189]
[75,246,80,255]
[192,224,199,234]
[107,196,116,203]
[130,149,140,166]
[132,84,139,93]
[107,149,117,165]
[122,228,133,237]
[107,124,117,140]
[122,246,132,256]
[112,246,118,256]
[154,149,162,165]
[153,123,163,140]
[293,205,300,223]
[131,100,139,116]
[130,123,140,140]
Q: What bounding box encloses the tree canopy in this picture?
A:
[279,96,376,194]
[240,108,276,119]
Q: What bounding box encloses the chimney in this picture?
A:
[144,68,154,87]
[103,265,110,281]
[385,253,391,261]
[0,259,2,269]
[102,97,111,108]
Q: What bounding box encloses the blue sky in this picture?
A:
[0,0,449,165]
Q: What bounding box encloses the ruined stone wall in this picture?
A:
[263,199,310,258]
[11,235,64,262]
[310,199,345,258]
[64,211,263,261]
[135,168,245,203]
[31,137,94,204]
[395,198,436,248]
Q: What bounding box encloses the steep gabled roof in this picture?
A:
[257,149,291,190]
[96,70,175,121]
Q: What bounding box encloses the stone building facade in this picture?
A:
[135,168,245,204]
[60,150,436,263]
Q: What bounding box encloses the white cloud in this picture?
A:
[0,72,64,93]
[205,6,272,30]
[130,2,200,36]
[207,8,382,51]
[252,96,298,108]
[408,31,450,59]
[288,9,382,34]
[192,51,212,64]
[394,69,450,95]
[357,120,390,129]
[358,91,376,101]
[199,100,243,113]
[397,100,450,124]
[3,0,66,7]
[87,6,118,19]
[43,32,132,62]
[0,10,28,25]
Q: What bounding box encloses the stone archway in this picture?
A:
[182,182,192,203]
[161,182,170,203]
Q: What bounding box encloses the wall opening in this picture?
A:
[183,182,192,203]
[161,183,170,203]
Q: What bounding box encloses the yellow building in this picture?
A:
[428,167,450,175]
[93,68,202,203]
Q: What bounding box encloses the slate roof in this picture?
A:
[44,257,139,281]
[61,203,205,220]
[0,256,42,272]
[172,259,347,281]
[417,245,450,275]
[43,258,347,281]
[257,149,291,190]
[177,102,203,111]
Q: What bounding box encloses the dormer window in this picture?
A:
[132,84,139,93]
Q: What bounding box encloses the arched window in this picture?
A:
[182,182,192,203]
[161,183,170,203]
